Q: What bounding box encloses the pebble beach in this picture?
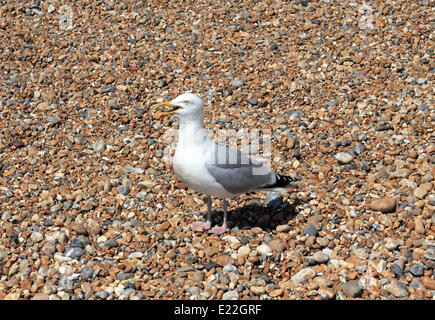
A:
[0,0,434,300]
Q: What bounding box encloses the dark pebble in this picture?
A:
[103,239,118,248]
[409,264,424,276]
[116,272,133,281]
[267,197,283,211]
[116,185,130,195]
[109,101,118,109]
[304,224,317,237]
[391,262,404,278]
[81,265,94,281]
[239,236,250,245]
[101,85,115,93]
[247,98,258,106]
[64,247,84,259]
[70,238,85,249]
[293,148,301,159]
[204,262,218,271]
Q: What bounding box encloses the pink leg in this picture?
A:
[191,195,212,231]
[208,199,228,235]
[191,220,211,231]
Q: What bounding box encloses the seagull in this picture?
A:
[153,93,296,234]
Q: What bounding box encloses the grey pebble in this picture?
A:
[103,239,118,248]
[313,251,330,264]
[92,140,106,153]
[409,264,424,276]
[376,121,392,131]
[116,185,130,195]
[81,266,94,281]
[342,280,362,298]
[101,85,115,93]
[247,98,258,106]
[222,290,238,300]
[385,282,409,298]
[424,247,435,261]
[50,204,62,214]
[46,116,61,125]
[230,79,245,88]
[116,272,133,281]
[64,247,84,259]
[304,224,317,237]
[95,290,110,299]
[223,264,239,274]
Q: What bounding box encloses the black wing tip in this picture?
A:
[266,173,295,189]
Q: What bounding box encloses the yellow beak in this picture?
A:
[153,101,182,119]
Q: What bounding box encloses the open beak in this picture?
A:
[153,101,182,119]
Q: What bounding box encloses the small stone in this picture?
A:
[64,247,84,259]
[30,232,44,243]
[222,290,238,300]
[304,224,317,237]
[92,141,106,153]
[101,85,115,93]
[50,204,62,214]
[413,187,428,199]
[385,282,409,298]
[136,191,147,201]
[247,98,258,106]
[342,280,362,298]
[108,101,118,109]
[80,266,94,281]
[237,245,251,257]
[117,272,133,281]
[116,185,130,196]
[385,238,400,251]
[291,267,316,284]
[414,217,425,234]
[256,244,272,255]
[420,277,435,290]
[215,254,233,267]
[376,121,392,131]
[409,264,424,276]
[46,116,61,125]
[424,248,435,261]
[369,197,396,213]
[313,251,330,264]
[268,239,286,251]
[31,293,49,300]
[276,224,290,232]
[95,290,110,300]
[269,288,283,297]
[128,252,144,259]
[335,152,353,164]
[230,79,245,88]
[223,264,238,274]
[103,239,118,248]
[250,286,265,295]
[41,242,56,255]
[70,222,87,235]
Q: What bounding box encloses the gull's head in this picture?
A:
[154,93,204,121]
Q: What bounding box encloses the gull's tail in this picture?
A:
[256,173,298,193]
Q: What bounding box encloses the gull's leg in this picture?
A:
[191,195,212,231]
[209,199,228,235]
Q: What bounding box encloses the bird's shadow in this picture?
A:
[207,197,301,232]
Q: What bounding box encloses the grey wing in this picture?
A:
[205,143,276,194]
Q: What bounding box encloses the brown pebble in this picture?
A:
[414,217,425,234]
[31,293,49,300]
[369,197,396,213]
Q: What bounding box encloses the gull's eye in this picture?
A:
[183,100,189,104]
